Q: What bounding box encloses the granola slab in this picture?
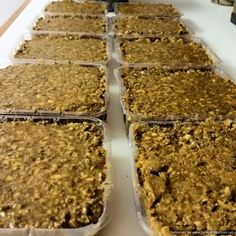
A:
[15,34,107,62]
[118,37,213,68]
[0,121,107,228]
[34,15,106,34]
[116,3,180,17]
[132,120,236,235]
[114,17,188,37]
[0,64,107,115]
[121,68,236,120]
[45,1,107,15]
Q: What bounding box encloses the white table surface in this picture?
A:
[0,0,235,235]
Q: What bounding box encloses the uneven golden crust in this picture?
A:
[0,121,107,228]
[15,34,107,62]
[34,15,106,34]
[119,37,213,68]
[121,68,236,119]
[45,1,107,15]
[116,3,180,17]
[133,120,236,235]
[114,17,188,37]
[0,64,107,114]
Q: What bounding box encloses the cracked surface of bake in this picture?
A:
[121,68,236,119]
[119,37,213,68]
[116,3,180,17]
[45,1,107,15]
[0,121,107,228]
[34,15,106,34]
[132,120,236,235]
[15,34,107,62]
[114,17,188,37]
[0,64,107,114]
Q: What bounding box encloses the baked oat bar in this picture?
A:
[114,17,188,37]
[121,68,236,120]
[132,120,236,235]
[116,3,180,17]
[0,120,108,228]
[34,15,106,34]
[15,34,107,62]
[0,64,107,115]
[45,0,107,15]
[118,37,213,68]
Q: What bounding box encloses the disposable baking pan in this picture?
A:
[31,12,109,35]
[114,35,220,69]
[129,120,236,236]
[112,16,193,37]
[13,31,111,65]
[113,1,183,18]
[0,60,109,120]
[0,115,112,236]
[44,0,108,15]
[114,66,236,129]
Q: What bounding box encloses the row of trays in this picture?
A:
[112,1,236,236]
[1,115,235,236]
[1,3,112,234]
[2,1,232,120]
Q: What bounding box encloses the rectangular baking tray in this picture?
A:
[10,31,112,65]
[128,119,236,236]
[0,114,112,236]
[0,60,109,120]
[44,0,109,15]
[113,1,183,18]
[114,35,221,69]
[114,66,236,129]
[29,11,109,35]
[111,16,194,38]
[12,31,111,66]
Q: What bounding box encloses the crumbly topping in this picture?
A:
[121,68,236,119]
[119,37,213,68]
[45,1,107,14]
[0,121,108,228]
[114,17,188,37]
[116,3,180,17]
[132,120,236,235]
[0,64,107,114]
[34,15,106,34]
[15,34,107,62]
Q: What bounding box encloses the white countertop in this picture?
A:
[0,0,235,235]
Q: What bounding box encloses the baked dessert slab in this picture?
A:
[45,1,107,15]
[116,67,236,125]
[114,2,181,18]
[34,14,106,34]
[114,17,189,37]
[0,116,111,232]
[130,120,236,235]
[116,37,215,69]
[0,63,108,118]
[14,34,108,63]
